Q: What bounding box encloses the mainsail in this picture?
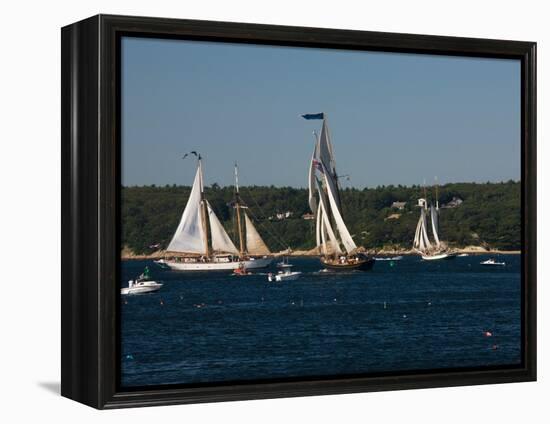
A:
[308,143,318,215]
[430,205,441,248]
[323,165,357,253]
[413,199,443,253]
[244,212,271,255]
[317,179,342,255]
[414,206,432,251]
[167,159,238,256]
[166,163,207,254]
[306,114,356,256]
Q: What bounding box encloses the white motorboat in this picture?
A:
[121,268,163,295]
[121,280,163,295]
[480,258,506,266]
[457,253,469,257]
[421,252,456,261]
[374,256,403,261]
[268,269,302,282]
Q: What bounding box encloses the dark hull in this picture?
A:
[321,257,375,271]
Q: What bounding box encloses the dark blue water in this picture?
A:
[120,255,521,388]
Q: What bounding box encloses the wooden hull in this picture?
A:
[321,256,375,271]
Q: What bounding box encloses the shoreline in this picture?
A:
[121,247,520,260]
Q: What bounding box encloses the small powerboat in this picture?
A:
[421,252,456,261]
[480,258,506,266]
[233,263,253,276]
[268,269,302,282]
[121,267,163,295]
[374,256,403,261]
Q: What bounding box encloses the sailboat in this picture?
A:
[155,156,273,271]
[413,193,455,261]
[304,113,375,271]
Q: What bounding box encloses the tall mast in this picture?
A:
[434,176,439,210]
[423,179,427,210]
[198,157,211,257]
[234,163,245,257]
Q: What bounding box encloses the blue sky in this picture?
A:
[121,36,520,188]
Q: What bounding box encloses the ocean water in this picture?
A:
[120,255,521,388]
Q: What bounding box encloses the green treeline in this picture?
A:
[122,181,520,254]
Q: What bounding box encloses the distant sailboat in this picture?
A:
[413,185,455,261]
[156,156,272,271]
[304,113,375,271]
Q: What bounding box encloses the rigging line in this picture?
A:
[240,185,291,251]
[242,195,289,251]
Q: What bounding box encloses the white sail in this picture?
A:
[322,167,357,254]
[207,200,239,255]
[244,212,271,255]
[419,208,430,250]
[308,117,358,256]
[413,214,423,249]
[430,205,441,247]
[316,179,343,255]
[318,120,337,178]
[317,119,342,212]
[320,210,328,255]
[315,201,322,250]
[166,164,207,254]
[413,207,433,253]
[308,143,318,215]
[422,208,432,250]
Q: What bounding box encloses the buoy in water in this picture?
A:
[484,331,493,337]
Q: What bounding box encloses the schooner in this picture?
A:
[304,113,375,271]
[412,184,455,261]
[156,154,272,271]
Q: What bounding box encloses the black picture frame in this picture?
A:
[61,14,536,409]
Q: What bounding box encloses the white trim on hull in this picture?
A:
[268,271,302,282]
[421,252,456,261]
[157,257,272,271]
[121,281,163,295]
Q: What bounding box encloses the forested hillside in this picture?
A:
[122,181,520,254]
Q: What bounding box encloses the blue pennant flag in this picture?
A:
[301,113,324,120]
